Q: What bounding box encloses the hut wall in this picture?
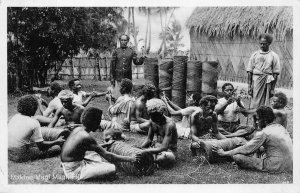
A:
[190,31,293,89]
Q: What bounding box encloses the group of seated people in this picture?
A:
[8,78,293,181]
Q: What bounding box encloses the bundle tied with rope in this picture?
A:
[172,56,188,121]
[202,61,219,97]
[144,57,159,90]
[159,58,173,100]
[106,141,155,176]
[186,60,202,95]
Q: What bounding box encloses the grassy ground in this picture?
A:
[7,80,293,184]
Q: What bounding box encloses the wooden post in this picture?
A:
[97,58,101,81]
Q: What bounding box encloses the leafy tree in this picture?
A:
[7,7,124,91]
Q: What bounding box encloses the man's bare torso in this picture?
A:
[61,105,84,125]
[130,97,149,121]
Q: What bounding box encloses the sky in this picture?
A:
[127,7,195,52]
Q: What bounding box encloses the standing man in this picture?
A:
[247,33,280,109]
[110,34,145,98]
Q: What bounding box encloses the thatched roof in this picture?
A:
[186,7,292,40]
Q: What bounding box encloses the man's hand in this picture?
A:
[270,89,275,98]
[212,145,226,156]
[227,97,235,105]
[248,85,253,97]
[132,152,143,163]
[110,80,115,87]
[55,136,66,147]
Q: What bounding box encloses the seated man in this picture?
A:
[60,107,141,181]
[48,90,85,130]
[236,92,288,134]
[8,95,66,162]
[101,78,135,131]
[270,92,288,128]
[129,83,156,134]
[43,81,63,117]
[141,99,178,168]
[162,92,201,139]
[212,106,293,173]
[68,78,107,107]
[32,82,64,126]
[190,95,221,158]
[214,83,253,136]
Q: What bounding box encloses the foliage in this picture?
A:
[7,7,125,90]
[159,19,184,57]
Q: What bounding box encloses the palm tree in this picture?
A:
[157,7,176,57]
[159,19,184,57]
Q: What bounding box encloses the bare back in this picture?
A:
[61,127,94,162]
[273,108,288,128]
[130,96,149,122]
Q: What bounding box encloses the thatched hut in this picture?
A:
[186,7,293,89]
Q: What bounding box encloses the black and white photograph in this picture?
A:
[1,0,300,192]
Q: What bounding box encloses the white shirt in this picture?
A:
[216,97,242,122]
[8,114,43,149]
[73,91,87,105]
[43,97,63,117]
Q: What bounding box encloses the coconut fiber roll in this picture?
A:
[159,58,173,100]
[172,56,188,108]
[202,61,219,96]
[106,141,155,176]
[144,57,159,89]
[186,60,202,94]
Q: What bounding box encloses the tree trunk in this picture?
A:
[144,9,149,52]
[146,8,151,54]
[159,10,165,57]
[127,7,131,36]
[132,7,138,52]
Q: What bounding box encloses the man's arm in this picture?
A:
[215,99,232,114]
[36,136,65,151]
[87,137,136,163]
[190,111,202,144]
[270,74,278,97]
[247,72,253,97]
[214,132,266,157]
[141,123,154,148]
[110,50,117,85]
[48,108,63,128]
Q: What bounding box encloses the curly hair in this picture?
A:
[120,78,133,94]
[221,82,234,91]
[141,83,156,98]
[81,107,102,128]
[146,98,167,114]
[50,81,62,96]
[258,33,273,44]
[256,106,275,124]
[274,92,288,108]
[192,92,201,105]
[17,95,38,116]
[68,78,80,89]
[199,95,218,107]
